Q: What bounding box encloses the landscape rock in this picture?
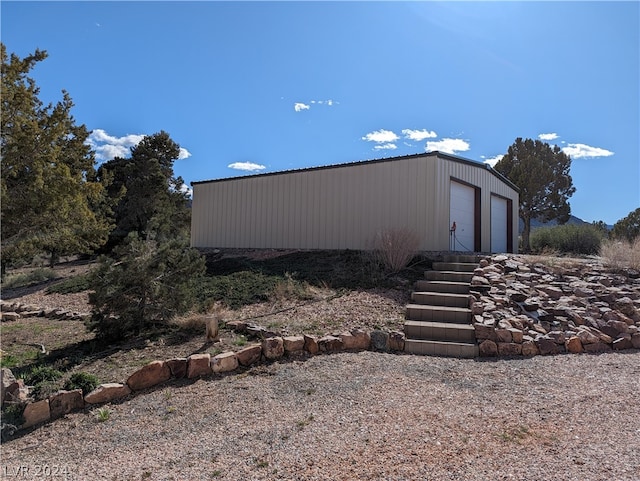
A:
[165,358,188,379]
[1,312,20,321]
[339,329,371,350]
[536,337,562,355]
[537,285,563,300]
[495,328,512,343]
[1,368,18,406]
[84,383,131,404]
[632,333,640,349]
[283,336,305,354]
[303,335,319,354]
[187,353,212,378]
[236,344,262,366]
[565,336,584,354]
[612,335,632,350]
[262,337,285,360]
[521,340,540,356]
[389,331,405,351]
[577,328,600,345]
[508,328,524,344]
[479,339,498,357]
[211,352,239,373]
[370,330,390,352]
[473,323,497,341]
[318,335,344,353]
[22,399,50,428]
[497,342,522,356]
[126,360,171,391]
[584,341,612,353]
[49,389,84,419]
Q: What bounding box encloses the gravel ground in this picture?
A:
[3,350,639,481]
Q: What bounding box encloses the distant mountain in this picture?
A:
[519,215,611,233]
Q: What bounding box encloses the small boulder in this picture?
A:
[537,285,563,300]
[565,336,584,354]
[340,329,371,350]
[389,331,405,351]
[508,328,523,344]
[283,336,305,354]
[479,339,498,357]
[495,328,512,343]
[318,335,344,353]
[165,358,188,379]
[370,330,390,352]
[497,342,522,357]
[521,340,540,357]
[84,383,131,404]
[303,335,319,354]
[49,389,84,419]
[22,399,50,428]
[187,353,212,378]
[211,352,239,373]
[1,312,20,321]
[612,335,633,351]
[473,323,497,341]
[584,341,612,353]
[127,361,171,391]
[1,368,18,406]
[262,337,284,360]
[236,344,262,366]
[631,333,640,349]
[536,337,562,355]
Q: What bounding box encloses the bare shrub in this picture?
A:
[600,238,640,270]
[373,228,420,274]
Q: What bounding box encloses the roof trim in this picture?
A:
[191,151,519,192]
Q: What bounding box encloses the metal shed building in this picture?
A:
[190,152,519,253]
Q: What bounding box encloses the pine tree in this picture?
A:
[1,44,111,273]
[611,208,640,242]
[98,131,190,250]
[494,137,576,252]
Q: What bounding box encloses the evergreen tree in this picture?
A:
[611,208,640,242]
[494,138,576,252]
[1,44,111,273]
[98,131,190,250]
[87,233,205,341]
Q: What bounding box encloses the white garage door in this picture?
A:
[491,195,508,253]
[449,181,476,252]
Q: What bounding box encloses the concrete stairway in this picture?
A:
[404,254,480,358]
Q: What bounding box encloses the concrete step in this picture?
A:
[404,339,479,358]
[432,262,478,273]
[424,270,474,283]
[411,291,471,308]
[404,320,476,343]
[414,280,470,294]
[405,304,472,324]
[443,254,482,264]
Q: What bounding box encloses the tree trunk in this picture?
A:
[49,250,59,268]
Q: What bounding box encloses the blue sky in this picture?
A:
[2,1,638,225]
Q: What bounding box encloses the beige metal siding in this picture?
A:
[190,153,519,253]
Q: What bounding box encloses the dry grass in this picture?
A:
[600,237,640,270]
[170,303,233,331]
[373,227,420,273]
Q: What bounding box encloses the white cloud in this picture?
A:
[178,148,191,160]
[402,129,438,141]
[87,129,192,162]
[562,143,614,159]
[483,154,504,167]
[361,129,399,144]
[425,138,470,155]
[228,162,266,172]
[294,102,310,112]
[374,143,398,150]
[538,133,559,141]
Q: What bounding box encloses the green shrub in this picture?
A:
[2,268,58,289]
[23,366,63,400]
[46,273,91,294]
[87,234,206,342]
[530,224,605,255]
[64,372,99,395]
[1,403,26,428]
